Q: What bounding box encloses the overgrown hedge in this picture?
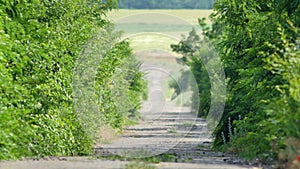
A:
[171,29,212,117]
[0,0,146,160]
[172,0,300,167]
[207,1,300,165]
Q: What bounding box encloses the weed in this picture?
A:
[182,121,195,127]
[168,127,177,134]
[96,152,179,163]
[278,138,300,169]
[125,162,157,169]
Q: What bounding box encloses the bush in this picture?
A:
[171,0,300,165]
[171,29,211,117]
[204,0,300,164]
[0,0,146,160]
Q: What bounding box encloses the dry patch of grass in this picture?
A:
[125,161,157,169]
[129,34,179,52]
[97,125,118,144]
[278,138,300,169]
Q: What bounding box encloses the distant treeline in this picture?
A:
[117,0,214,9]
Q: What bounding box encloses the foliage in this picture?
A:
[96,41,148,129]
[168,69,191,100]
[263,25,300,167]
[0,0,146,160]
[201,0,300,165]
[171,29,212,117]
[171,0,300,165]
[125,162,157,169]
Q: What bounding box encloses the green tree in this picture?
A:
[204,0,300,164]
[0,0,147,160]
[171,29,212,117]
[172,0,300,165]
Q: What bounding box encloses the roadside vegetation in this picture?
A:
[2,0,300,168]
[125,162,157,169]
[171,0,300,168]
[0,0,147,160]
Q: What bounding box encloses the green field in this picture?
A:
[108,10,212,52]
[108,10,212,105]
[107,9,213,78]
[108,10,212,25]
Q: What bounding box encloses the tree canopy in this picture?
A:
[172,0,300,167]
[0,0,146,159]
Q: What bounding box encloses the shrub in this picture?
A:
[0,0,146,160]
